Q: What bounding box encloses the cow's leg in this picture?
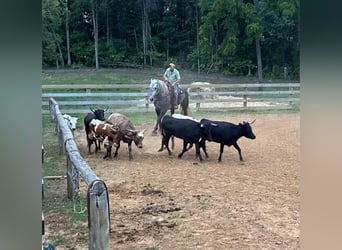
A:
[158,134,165,152]
[161,134,172,155]
[171,136,175,150]
[103,146,112,159]
[98,140,102,152]
[218,143,225,162]
[108,145,112,159]
[88,139,97,155]
[128,141,133,160]
[114,143,120,158]
[94,140,99,153]
[87,137,92,154]
[185,142,193,151]
[195,142,204,161]
[103,148,109,159]
[177,140,188,158]
[199,138,209,159]
[232,142,243,161]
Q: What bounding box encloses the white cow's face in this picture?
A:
[69,117,78,130]
[63,114,78,130]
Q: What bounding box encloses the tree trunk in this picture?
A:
[255,37,263,83]
[91,0,99,69]
[65,20,71,66]
[166,38,169,62]
[57,42,64,67]
[253,0,263,86]
[133,29,138,54]
[65,0,71,66]
[106,7,110,46]
[142,0,147,65]
[196,4,200,75]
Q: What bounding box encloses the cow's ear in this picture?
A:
[239,123,243,126]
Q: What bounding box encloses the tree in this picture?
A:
[42,0,64,67]
[64,0,72,66]
[252,0,263,82]
[90,0,99,69]
[41,0,299,80]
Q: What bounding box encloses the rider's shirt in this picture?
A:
[164,68,181,84]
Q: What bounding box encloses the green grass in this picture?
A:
[42,117,66,177]
[42,114,88,230]
[42,68,155,85]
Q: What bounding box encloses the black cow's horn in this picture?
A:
[89,106,95,112]
[104,106,109,112]
[250,119,256,124]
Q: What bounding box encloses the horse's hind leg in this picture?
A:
[157,110,167,133]
[152,121,158,135]
[180,93,189,115]
[152,109,161,135]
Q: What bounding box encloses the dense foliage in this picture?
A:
[42,0,299,79]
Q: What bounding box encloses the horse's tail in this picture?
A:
[160,113,169,136]
[181,90,190,115]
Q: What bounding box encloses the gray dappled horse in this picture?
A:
[149,79,189,135]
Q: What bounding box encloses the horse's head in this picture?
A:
[149,79,159,102]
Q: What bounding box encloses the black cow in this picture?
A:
[84,107,108,154]
[199,118,256,162]
[158,115,213,161]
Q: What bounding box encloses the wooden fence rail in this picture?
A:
[42,82,300,114]
[48,98,110,250]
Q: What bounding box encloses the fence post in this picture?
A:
[289,86,293,106]
[196,87,201,111]
[57,124,64,154]
[42,143,45,236]
[145,96,149,110]
[42,144,45,200]
[67,154,79,202]
[88,180,110,250]
[49,100,57,122]
[243,87,248,108]
[86,88,91,102]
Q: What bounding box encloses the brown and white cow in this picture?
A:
[88,119,121,159]
[107,112,146,160]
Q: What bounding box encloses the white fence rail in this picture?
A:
[42,82,300,114]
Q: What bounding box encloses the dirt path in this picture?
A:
[44,113,300,249]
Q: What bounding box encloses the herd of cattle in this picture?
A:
[62,108,256,162]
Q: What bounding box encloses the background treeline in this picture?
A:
[42,0,299,80]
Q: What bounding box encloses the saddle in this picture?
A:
[165,81,184,105]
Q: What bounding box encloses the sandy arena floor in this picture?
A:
[44,113,300,250]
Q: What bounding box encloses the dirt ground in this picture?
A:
[43,113,300,250]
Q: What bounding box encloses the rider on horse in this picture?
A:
[163,63,181,109]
